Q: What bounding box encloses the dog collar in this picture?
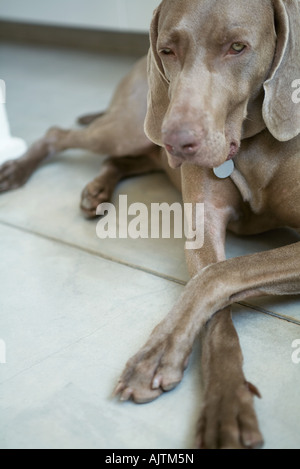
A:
[213,160,235,179]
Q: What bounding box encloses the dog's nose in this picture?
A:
[163,130,200,158]
[165,142,199,157]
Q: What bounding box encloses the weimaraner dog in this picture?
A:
[1,0,300,449]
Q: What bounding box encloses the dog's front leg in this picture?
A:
[183,165,263,449]
[197,309,263,449]
[114,164,263,448]
[114,165,235,404]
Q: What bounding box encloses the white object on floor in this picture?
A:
[0,103,28,164]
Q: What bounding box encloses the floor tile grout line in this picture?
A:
[1,219,300,327]
[0,218,186,285]
[0,319,115,386]
[238,301,300,326]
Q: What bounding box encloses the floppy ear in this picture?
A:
[144,6,170,146]
[263,0,300,142]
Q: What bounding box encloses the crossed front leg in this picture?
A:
[115,165,266,448]
[115,238,300,446]
[196,308,263,449]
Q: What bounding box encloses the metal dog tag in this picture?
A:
[213,160,235,179]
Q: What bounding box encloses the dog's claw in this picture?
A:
[242,434,264,449]
[114,378,163,404]
[113,382,134,402]
[152,375,162,390]
[120,387,133,402]
[246,380,262,399]
[113,381,125,397]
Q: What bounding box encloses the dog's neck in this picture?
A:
[214,92,267,181]
[242,90,266,140]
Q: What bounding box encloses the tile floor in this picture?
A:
[0,42,300,449]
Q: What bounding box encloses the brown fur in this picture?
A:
[1,0,300,449]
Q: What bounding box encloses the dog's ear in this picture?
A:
[144,6,170,146]
[263,0,300,142]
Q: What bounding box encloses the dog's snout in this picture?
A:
[163,130,200,158]
[165,142,199,157]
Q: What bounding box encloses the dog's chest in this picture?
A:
[230,166,264,214]
[229,132,289,214]
[230,138,300,230]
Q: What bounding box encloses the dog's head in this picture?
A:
[144,0,300,169]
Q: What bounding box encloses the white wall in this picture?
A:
[0,0,161,32]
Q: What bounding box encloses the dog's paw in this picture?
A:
[113,330,191,404]
[0,158,31,193]
[80,177,113,218]
[196,381,263,449]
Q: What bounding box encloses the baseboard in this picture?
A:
[0,20,150,56]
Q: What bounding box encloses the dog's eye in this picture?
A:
[229,43,246,55]
[160,48,174,56]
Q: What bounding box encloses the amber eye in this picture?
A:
[230,43,246,54]
[160,48,173,55]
